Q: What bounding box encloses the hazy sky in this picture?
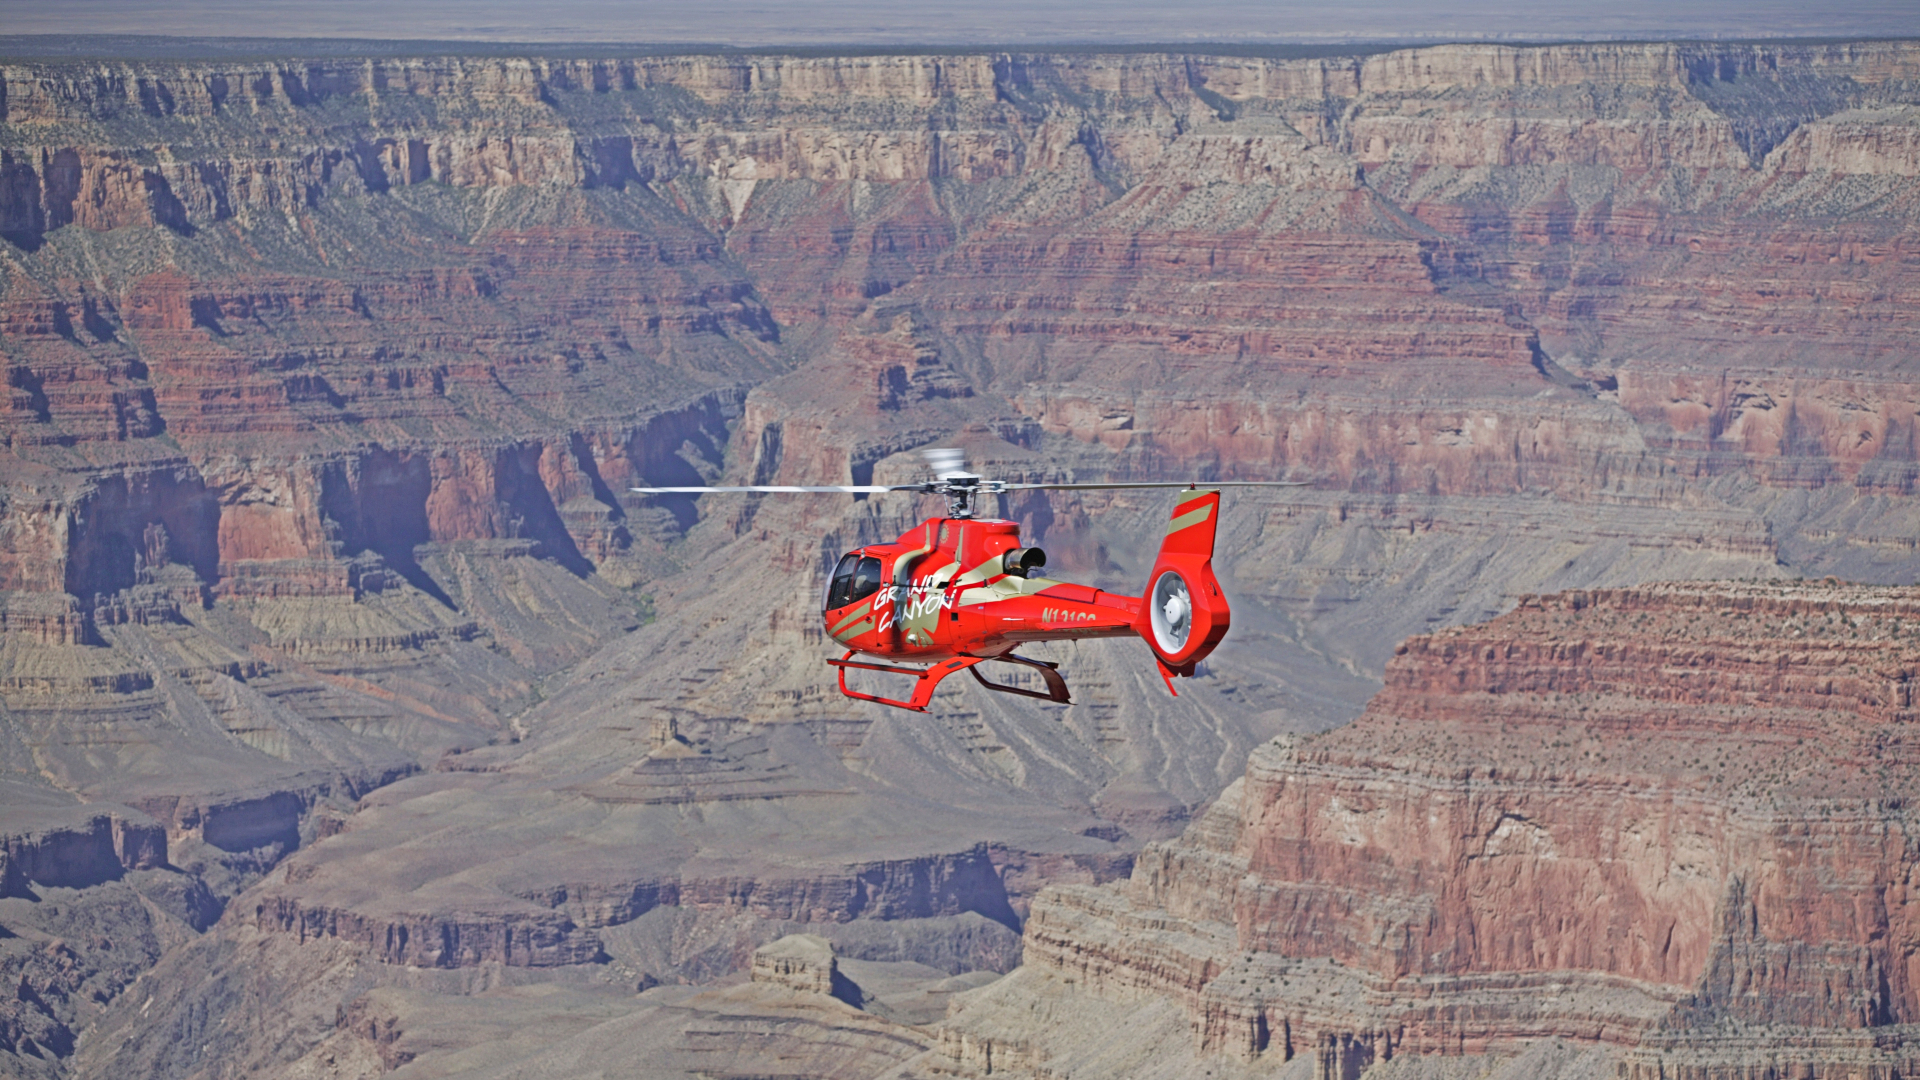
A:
[4,0,1917,46]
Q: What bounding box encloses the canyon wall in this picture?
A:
[1,37,1918,1079]
[7,40,1919,676]
[937,581,1920,1077]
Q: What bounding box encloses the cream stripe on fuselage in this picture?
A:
[829,599,873,635]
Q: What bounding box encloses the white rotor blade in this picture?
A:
[1003,481,1312,490]
[923,447,968,479]
[629,485,917,494]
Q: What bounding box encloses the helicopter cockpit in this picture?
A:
[825,553,885,611]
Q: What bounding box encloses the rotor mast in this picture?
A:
[941,475,982,519]
[924,448,983,519]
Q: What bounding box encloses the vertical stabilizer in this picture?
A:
[1133,489,1231,692]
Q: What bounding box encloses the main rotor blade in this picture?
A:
[1003,481,1312,490]
[629,485,920,494]
[923,447,968,479]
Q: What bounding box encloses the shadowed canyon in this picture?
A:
[2,38,1920,1079]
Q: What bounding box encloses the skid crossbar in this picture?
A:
[968,653,1072,704]
[829,652,984,711]
[828,651,1074,711]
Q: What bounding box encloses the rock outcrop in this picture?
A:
[936,581,1920,1077]
[1,804,165,898]
[3,36,1920,1080]
[752,933,842,996]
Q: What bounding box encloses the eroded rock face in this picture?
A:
[947,581,1920,1076]
[752,933,840,996]
[3,37,1920,1080]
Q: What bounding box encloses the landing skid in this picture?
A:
[968,653,1072,704]
[829,651,1071,711]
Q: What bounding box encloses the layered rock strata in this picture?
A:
[3,37,1920,1079]
[69,713,1118,1077]
[937,581,1920,1077]
[8,41,1920,634]
[0,794,166,897]
[752,933,844,997]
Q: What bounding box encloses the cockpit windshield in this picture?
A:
[826,554,885,610]
[826,553,859,610]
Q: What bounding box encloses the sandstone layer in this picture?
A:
[1,38,1919,1079]
[933,581,1920,1078]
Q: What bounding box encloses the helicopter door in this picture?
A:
[849,557,883,603]
[826,553,860,610]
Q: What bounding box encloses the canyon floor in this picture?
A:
[3,36,1920,1079]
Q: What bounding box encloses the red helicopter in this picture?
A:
[632,450,1304,712]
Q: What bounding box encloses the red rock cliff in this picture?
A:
[989,581,1920,1075]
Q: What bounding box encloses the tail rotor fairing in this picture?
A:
[1148,570,1193,653]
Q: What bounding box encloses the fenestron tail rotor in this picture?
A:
[1149,569,1194,654]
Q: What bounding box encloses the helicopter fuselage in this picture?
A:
[825,517,1140,661]
[820,489,1230,710]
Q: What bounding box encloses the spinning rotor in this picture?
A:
[631,448,1308,518]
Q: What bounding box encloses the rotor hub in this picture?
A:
[938,474,986,518]
[1163,590,1189,626]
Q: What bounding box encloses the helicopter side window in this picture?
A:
[826,553,860,610]
[848,557,884,604]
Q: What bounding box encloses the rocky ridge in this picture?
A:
[930,581,1920,1078]
[1,38,1919,1078]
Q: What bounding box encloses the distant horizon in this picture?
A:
[2,0,1916,51]
[4,30,1919,64]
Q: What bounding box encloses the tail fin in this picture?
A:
[1134,489,1231,692]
